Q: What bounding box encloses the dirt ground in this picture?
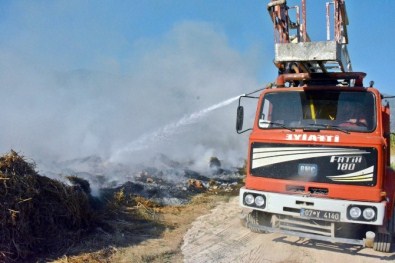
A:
[107,194,232,263]
[50,194,233,263]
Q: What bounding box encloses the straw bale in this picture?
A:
[0,151,97,262]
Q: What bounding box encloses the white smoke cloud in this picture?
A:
[0,20,262,171]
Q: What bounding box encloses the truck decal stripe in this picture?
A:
[326,166,374,182]
[252,147,369,169]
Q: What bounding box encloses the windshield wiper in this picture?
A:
[308,123,350,134]
[259,120,295,131]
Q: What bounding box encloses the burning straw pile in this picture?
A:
[0,151,97,262]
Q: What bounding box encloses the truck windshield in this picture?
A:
[258,90,376,132]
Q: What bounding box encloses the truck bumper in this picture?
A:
[240,187,390,248]
[240,187,386,225]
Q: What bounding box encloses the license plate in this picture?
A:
[300,208,340,222]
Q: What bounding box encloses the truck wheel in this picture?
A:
[245,210,269,233]
[373,233,392,252]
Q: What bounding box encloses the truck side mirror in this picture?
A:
[236,106,244,132]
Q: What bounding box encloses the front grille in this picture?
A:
[272,215,334,237]
[251,143,377,187]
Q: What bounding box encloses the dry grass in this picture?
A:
[0,151,98,263]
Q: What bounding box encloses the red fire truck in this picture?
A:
[236,0,395,252]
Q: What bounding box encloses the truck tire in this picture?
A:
[245,210,269,233]
[373,233,392,252]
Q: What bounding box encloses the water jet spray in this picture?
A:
[109,95,242,162]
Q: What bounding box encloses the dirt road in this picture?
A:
[182,197,395,263]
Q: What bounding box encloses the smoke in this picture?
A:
[0,18,261,171]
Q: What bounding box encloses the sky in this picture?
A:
[0,0,394,170]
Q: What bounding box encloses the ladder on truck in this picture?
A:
[268,0,356,82]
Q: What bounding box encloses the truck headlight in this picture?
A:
[244,194,254,205]
[349,207,361,219]
[362,208,376,220]
[255,195,265,207]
